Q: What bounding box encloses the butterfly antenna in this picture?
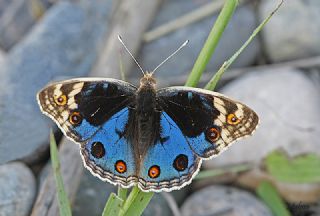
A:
[118,35,145,75]
[151,40,189,75]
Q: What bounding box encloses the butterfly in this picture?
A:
[37,38,259,192]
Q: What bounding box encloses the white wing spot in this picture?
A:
[68,82,84,97]
[53,84,63,97]
[61,110,69,121]
[235,104,244,118]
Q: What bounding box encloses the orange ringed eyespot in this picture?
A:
[69,112,82,125]
[148,165,160,178]
[227,113,240,125]
[54,94,67,106]
[115,160,127,173]
[206,127,220,143]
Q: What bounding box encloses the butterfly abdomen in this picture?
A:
[134,81,160,155]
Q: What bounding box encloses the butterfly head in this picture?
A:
[139,72,156,89]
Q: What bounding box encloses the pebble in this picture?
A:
[0,1,11,16]
[131,1,260,80]
[0,0,49,50]
[73,170,174,216]
[0,0,112,164]
[0,49,5,65]
[0,0,52,51]
[204,68,320,168]
[143,194,173,216]
[181,185,272,216]
[0,162,36,216]
[259,0,320,62]
[72,170,117,216]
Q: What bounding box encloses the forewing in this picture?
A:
[157,86,259,159]
[37,78,137,143]
[37,78,138,187]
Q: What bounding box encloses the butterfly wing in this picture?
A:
[80,107,138,187]
[157,86,259,159]
[136,86,258,192]
[138,111,201,192]
[37,78,136,143]
[37,78,139,187]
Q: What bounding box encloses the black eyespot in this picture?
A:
[91,142,105,158]
[173,154,188,171]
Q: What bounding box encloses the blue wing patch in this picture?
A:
[74,119,99,141]
[80,108,137,187]
[187,133,218,158]
[138,111,201,192]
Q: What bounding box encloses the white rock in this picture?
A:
[0,162,36,216]
[0,0,112,164]
[181,185,272,216]
[0,49,5,65]
[259,0,320,62]
[135,3,260,78]
[205,68,320,168]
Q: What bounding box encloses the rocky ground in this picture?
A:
[0,0,319,216]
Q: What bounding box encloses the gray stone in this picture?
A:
[181,185,272,216]
[0,0,54,50]
[73,170,117,216]
[310,202,320,216]
[170,187,189,206]
[0,162,36,216]
[131,1,260,80]
[73,170,173,216]
[37,160,51,188]
[259,0,320,62]
[143,194,173,216]
[0,1,38,50]
[0,0,112,164]
[0,0,11,17]
[204,68,320,168]
[0,49,5,65]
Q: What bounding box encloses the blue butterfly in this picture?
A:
[37,71,259,192]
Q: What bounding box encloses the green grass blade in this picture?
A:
[195,163,252,180]
[102,193,124,216]
[50,130,72,216]
[119,186,154,216]
[118,187,128,201]
[205,0,283,90]
[256,181,291,216]
[265,150,320,183]
[185,0,238,87]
